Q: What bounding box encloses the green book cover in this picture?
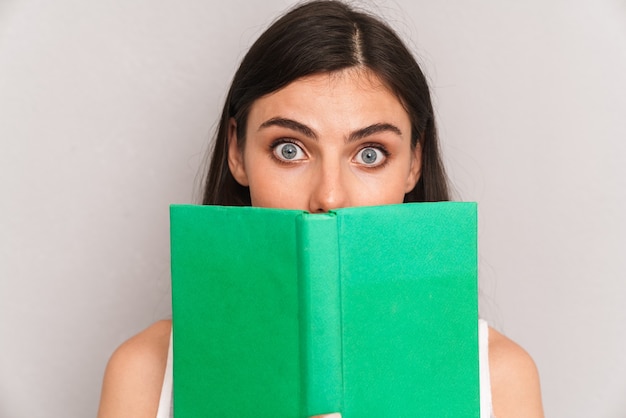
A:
[170,202,479,417]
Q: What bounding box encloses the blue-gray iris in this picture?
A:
[361,148,377,164]
[281,143,298,160]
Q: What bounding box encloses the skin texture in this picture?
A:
[228,69,421,213]
[97,69,544,418]
[98,320,170,418]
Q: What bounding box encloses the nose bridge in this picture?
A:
[309,154,348,213]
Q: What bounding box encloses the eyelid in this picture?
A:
[270,138,308,163]
[269,137,306,152]
[353,143,390,167]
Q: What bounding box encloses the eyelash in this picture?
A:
[269,138,307,164]
[268,139,391,168]
[354,142,391,168]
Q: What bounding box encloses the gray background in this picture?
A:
[1,0,625,416]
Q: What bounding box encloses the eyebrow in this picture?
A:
[259,117,317,139]
[258,117,404,142]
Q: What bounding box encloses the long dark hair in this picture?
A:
[202,0,449,205]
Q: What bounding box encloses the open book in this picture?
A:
[171,202,479,417]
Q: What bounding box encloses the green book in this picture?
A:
[170,202,479,417]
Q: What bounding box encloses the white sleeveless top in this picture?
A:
[157,319,494,418]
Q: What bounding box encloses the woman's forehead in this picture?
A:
[248,69,408,125]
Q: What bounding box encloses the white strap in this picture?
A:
[156,329,173,418]
[479,319,494,418]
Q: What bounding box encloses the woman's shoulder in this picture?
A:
[487,326,544,418]
[97,320,172,418]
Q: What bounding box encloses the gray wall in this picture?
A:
[1,0,625,416]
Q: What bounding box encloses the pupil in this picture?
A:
[362,148,377,164]
[281,143,297,159]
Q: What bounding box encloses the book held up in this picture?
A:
[171,202,479,417]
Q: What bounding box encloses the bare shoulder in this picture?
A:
[97,319,172,418]
[488,326,544,418]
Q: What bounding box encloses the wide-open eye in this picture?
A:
[353,146,388,167]
[272,141,307,162]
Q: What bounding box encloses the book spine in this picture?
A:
[296,213,343,416]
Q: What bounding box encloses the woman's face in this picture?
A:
[228,69,421,212]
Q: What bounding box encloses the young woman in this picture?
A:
[97,1,544,417]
